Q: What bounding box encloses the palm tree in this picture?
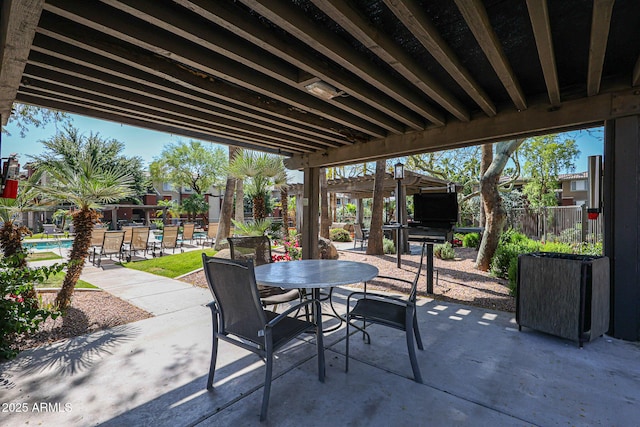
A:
[35,151,134,310]
[228,150,285,220]
[0,170,43,265]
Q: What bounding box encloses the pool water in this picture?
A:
[24,239,74,250]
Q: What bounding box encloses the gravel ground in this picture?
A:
[180,246,515,313]
[14,291,153,354]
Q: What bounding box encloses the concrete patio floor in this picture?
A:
[2,261,639,426]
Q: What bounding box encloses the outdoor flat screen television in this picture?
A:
[412,192,459,227]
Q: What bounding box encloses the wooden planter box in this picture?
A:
[516,252,610,347]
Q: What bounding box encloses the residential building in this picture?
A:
[558,172,588,206]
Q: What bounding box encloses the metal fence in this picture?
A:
[509,205,603,244]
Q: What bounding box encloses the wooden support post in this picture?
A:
[302,167,319,259]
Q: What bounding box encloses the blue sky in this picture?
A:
[2,112,604,173]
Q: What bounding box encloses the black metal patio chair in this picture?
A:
[202,254,325,422]
[228,236,302,310]
[345,241,427,383]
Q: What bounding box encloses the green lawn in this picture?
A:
[122,249,217,278]
[36,271,97,289]
[26,252,63,262]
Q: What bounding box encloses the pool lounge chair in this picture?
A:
[92,231,126,268]
[152,225,183,256]
[125,227,151,262]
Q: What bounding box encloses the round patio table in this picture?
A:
[255,260,379,331]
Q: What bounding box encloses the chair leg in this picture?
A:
[345,316,350,373]
[406,323,423,384]
[315,300,325,382]
[207,310,219,390]
[413,312,424,350]
[260,351,274,422]
[207,335,218,390]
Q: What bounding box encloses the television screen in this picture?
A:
[412,192,458,226]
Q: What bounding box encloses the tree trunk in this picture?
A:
[253,195,266,220]
[475,139,524,270]
[330,192,337,222]
[215,146,237,250]
[367,160,386,255]
[55,209,100,311]
[0,221,29,266]
[235,179,244,223]
[319,168,330,239]
[479,143,492,227]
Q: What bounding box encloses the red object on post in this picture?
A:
[2,179,18,199]
[588,212,600,220]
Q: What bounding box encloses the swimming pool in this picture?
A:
[23,239,74,250]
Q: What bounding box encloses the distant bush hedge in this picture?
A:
[434,241,455,260]
[462,232,481,249]
[383,238,396,254]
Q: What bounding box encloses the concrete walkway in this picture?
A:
[2,257,640,426]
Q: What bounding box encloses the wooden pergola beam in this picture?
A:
[285,87,638,169]
[26,52,339,150]
[0,0,44,125]
[587,0,615,97]
[313,0,471,122]
[176,0,425,132]
[454,0,527,111]
[15,93,285,155]
[36,22,355,143]
[526,0,561,107]
[44,1,388,138]
[104,0,413,134]
[241,0,446,126]
[383,0,495,117]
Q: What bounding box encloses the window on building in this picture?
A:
[570,180,587,191]
[162,182,173,191]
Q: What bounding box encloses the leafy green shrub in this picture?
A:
[462,232,481,249]
[232,218,273,236]
[434,241,456,260]
[490,239,541,279]
[330,228,352,242]
[575,242,603,255]
[499,228,528,245]
[383,238,396,254]
[540,241,573,254]
[1,252,65,360]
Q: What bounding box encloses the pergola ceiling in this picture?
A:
[1,0,640,169]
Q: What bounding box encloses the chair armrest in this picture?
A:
[347,291,409,307]
[265,298,321,328]
[206,300,219,313]
[374,275,413,286]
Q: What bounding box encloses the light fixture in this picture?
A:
[304,80,341,100]
[394,162,405,180]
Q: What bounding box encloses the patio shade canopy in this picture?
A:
[289,171,455,199]
[1,0,640,170]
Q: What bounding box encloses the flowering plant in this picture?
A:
[283,237,302,261]
[271,253,292,262]
[1,252,64,360]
